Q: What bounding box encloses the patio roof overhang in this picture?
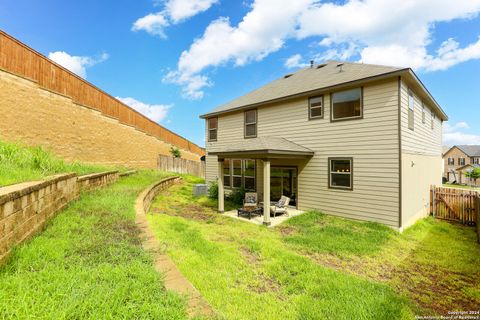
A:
[207,137,314,159]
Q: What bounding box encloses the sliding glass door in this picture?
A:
[270,167,297,206]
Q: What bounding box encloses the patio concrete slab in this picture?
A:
[223,207,305,227]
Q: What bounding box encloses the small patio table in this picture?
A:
[237,207,263,220]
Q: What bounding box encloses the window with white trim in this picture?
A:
[408,89,415,130]
[473,158,480,165]
[448,158,454,166]
[309,95,323,119]
[223,159,256,191]
[329,158,353,190]
[223,159,231,188]
[459,158,466,166]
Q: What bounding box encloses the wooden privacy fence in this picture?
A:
[0,30,204,157]
[158,155,205,178]
[430,186,479,226]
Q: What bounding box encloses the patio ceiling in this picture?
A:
[207,137,314,159]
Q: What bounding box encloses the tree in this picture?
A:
[465,167,480,186]
[169,146,181,158]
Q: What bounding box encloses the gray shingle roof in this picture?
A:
[456,145,480,157]
[202,61,404,117]
[208,137,314,156]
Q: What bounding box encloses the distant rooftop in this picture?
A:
[456,145,480,157]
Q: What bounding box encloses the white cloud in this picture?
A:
[284,54,308,69]
[443,122,480,146]
[132,12,169,38]
[48,51,108,79]
[167,0,480,99]
[165,0,312,98]
[166,0,219,23]
[132,0,218,37]
[116,97,171,123]
[297,0,480,70]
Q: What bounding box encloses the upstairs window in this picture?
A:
[331,88,362,121]
[473,158,480,165]
[422,103,426,124]
[459,158,466,166]
[408,89,415,130]
[208,117,218,141]
[431,111,435,130]
[329,158,353,190]
[309,95,324,119]
[244,109,257,138]
[448,158,454,166]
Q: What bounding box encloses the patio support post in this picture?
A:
[218,159,224,213]
[263,159,271,225]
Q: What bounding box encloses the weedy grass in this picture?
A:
[148,175,415,320]
[0,171,188,319]
[0,140,118,186]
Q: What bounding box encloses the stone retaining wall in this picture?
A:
[0,171,119,264]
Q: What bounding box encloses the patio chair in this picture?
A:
[243,192,258,211]
[270,195,290,217]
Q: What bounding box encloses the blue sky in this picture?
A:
[1,0,479,147]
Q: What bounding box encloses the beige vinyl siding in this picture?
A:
[399,79,443,156]
[206,79,400,227]
[399,78,443,229]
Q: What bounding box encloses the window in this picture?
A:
[408,89,415,130]
[459,158,466,166]
[223,159,231,187]
[473,158,480,165]
[223,159,256,190]
[329,158,353,190]
[208,117,218,141]
[308,95,324,119]
[232,159,242,188]
[244,160,256,191]
[431,110,435,130]
[422,103,426,124]
[331,88,362,121]
[244,109,257,138]
[448,158,454,166]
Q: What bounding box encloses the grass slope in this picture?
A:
[0,171,187,319]
[0,140,113,186]
[148,176,415,320]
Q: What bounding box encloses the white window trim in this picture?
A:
[328,158,353,190]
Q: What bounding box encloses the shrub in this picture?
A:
[228,187,246,206]
[169,146,181,158]
[208,181,219,199]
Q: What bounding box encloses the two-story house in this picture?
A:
[201,61,448,230]
[443,145,480,185]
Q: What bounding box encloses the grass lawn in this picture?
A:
[443,183,480,191]
[0,171,188,319]
[149,175,480,320]
[0,140,118,187]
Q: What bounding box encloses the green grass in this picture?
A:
[0,140,116,186]
[148,176,417,320]
[0,170,188,319]
[443,183,480,190]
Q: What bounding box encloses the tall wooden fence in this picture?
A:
[430,186,478,226]
[0,30,204,157]
[158,155,205,178]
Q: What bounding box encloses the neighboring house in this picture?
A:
[201,61,448,230]
[443,145,480,185]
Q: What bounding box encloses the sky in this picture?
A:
[1,0,479,147]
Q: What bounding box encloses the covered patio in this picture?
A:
[208,137,314,226]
